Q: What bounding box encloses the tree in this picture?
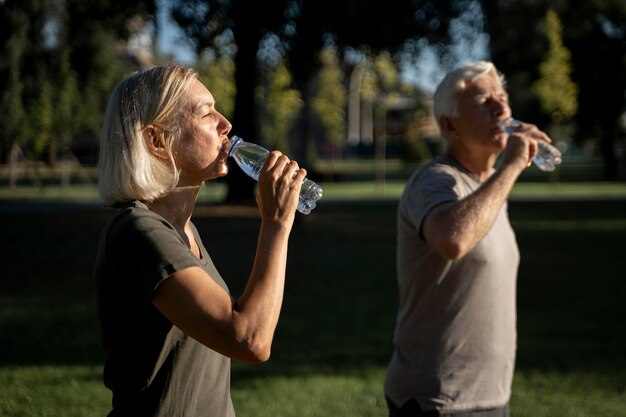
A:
[260,60,303,154]
[197,53,236,120]
[51,44,80,166]
[0,0,53,163]
[63,0,156,142]
[286,0,460,169]
[479,1,549,123]
[0,0,155,170]
[312,46,347,156]
[533,9,577,138]
[171,0,291,202]
[480,0,626,180]
[0,4,28,161]
[170,0,462,201]
[564,0,626,180]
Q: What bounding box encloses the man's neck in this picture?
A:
[447,146,498,182]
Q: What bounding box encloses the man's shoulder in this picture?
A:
[408,155,462,186]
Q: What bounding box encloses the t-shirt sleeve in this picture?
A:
[106,210,202,300]
[402,165,462,240]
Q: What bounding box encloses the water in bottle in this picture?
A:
[499,118,562,172]
[228,136,323,214]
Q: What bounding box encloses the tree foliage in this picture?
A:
[480,0,626,179]
[533,9,578,125]
[63,0,155,141]
[171,0,292,201]
[197,54,236,120]
[0,0,155,165]
[359,51,404,103]
[259,60,303,153]
[564,0,626,179]
[286,0,459,91]
[170,0,461,200]
[312,46,347,148]
[0,0,53,159]
[52,45,80,158]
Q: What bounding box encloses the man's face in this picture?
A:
[449,73,512,153]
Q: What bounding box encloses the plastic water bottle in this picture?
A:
[228,136,323,214]
[500,118,562,172]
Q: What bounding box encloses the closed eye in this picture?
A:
[473,95,488,105]
[496,92,509,103]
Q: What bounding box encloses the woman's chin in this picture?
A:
[207,164,229,180]
[219,163,230,177]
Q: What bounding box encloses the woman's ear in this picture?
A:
[142,125,168,160]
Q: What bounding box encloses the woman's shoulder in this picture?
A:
[106,201,175,241]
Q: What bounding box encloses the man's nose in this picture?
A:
[492,98,508,117]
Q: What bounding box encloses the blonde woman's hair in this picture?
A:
[433,60,506,121]
[98,64,198,207]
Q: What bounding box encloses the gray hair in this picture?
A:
[98,64,198,207]
[433,61,505,121]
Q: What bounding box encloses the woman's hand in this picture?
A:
[256,151,307,226]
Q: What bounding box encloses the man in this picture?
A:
[384,61,552,416]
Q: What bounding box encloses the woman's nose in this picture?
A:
[219,114,232,135]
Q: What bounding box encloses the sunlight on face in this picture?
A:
[175,80,232,186]
[453,73,511,151]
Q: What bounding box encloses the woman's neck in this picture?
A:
[145,185,201,228]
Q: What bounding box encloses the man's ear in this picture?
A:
[439,116,457,138]
[142,125,168,160]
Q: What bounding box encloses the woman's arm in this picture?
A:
[152,151,305,363]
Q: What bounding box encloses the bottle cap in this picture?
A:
[227,136,243,157]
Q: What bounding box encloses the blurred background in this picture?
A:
[1,0,625,198]
[1,1,625,416]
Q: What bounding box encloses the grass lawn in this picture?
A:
[1,185,625,416]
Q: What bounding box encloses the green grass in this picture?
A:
[231,369,389,417]
[511,370,626,417]
[0,366,108,417]
[2,180,626,203]
[1,187,626,416]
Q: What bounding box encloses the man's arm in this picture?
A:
[423,132,536,260]
[422,161,522,260]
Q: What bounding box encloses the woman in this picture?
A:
[94,64,305,416]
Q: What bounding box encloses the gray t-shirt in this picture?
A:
[94,201,235,417]
[385,155,520,413]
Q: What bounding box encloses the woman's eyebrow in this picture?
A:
[194,100,215,112]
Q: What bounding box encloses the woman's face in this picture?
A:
[174,79,232,185]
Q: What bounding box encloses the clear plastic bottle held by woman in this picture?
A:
[228,136,323,214]
[500,117,562,172]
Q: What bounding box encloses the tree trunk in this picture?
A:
[600,121,619,180]
[224,6,260,204]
